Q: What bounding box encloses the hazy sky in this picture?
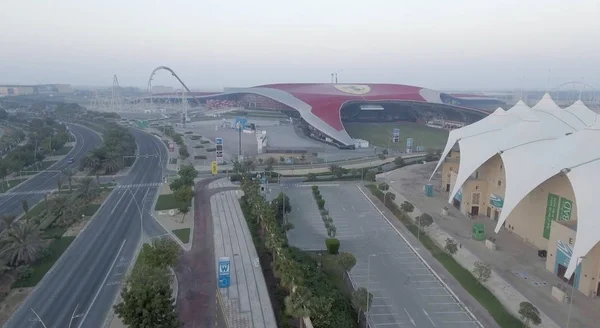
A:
[1,0,599,91]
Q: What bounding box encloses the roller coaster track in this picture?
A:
[147,66,199,104]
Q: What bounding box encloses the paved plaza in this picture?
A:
[212,190,277,328]
[270,183,482,328]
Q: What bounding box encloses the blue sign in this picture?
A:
[218,257,231,288]
[555,240,582,288]
[216,138,223,145]
[454,188,463,202]
[235,117,248,129]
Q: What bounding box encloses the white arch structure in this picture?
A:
[432,93,600,278]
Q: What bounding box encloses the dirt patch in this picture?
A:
[63,218,89,237]
[0,286,33,326]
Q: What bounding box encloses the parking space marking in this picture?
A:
[423,309,437,327]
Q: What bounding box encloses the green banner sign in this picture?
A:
[490,193,504,208]
[543,193,559,239]
[558,197,573,221]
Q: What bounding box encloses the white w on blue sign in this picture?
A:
[218,257,230,274]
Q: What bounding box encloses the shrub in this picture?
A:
[184,131,193,134]
[190,135,200,140]
[193,145,204,149]
[364,171,376,182]
[400,201,414,213]
[378,182,389,191]
[307,173,317,181]
[445,238,458,255]
[16,266,33,282]
[230,174,242,182]
[312,185,318,192]
[200,140,210,144]
[206,148,216,152]
[313,189,320,197]
[317,199,325,209]
[194,155,207,160]
[325,238,340,254]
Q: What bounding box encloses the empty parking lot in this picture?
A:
[285,183,483,328]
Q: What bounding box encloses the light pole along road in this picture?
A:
[0,124,103,220]
[4,128,169,328]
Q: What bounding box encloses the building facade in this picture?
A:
[441,151,600,296]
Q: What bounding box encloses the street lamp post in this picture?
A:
[566,256,585,328]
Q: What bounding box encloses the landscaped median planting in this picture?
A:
[364,184,523,328]
[311,185,339,253]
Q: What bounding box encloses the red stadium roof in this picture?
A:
[257,83,430,131]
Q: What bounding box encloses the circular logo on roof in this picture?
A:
[334,85,371,95]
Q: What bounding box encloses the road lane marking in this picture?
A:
[356,186,484,328]
[404,308,416,327]
[111,190,126,214]
[423,309,437,327]
[77,239,127,328]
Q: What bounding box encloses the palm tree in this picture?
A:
[285,286,312,328]
[21,200,29,222]
[0,215,16,232]
[178,206,190,223]
[78,177,95,200]
[0,222,44,266]
[56,179,62,193]
[62,168,76,191]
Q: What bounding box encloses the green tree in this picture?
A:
[139,238,181,269]
[400,201,414,213]
[418,213,434,229]
[338,252,357,272]
[444,238,458,255]
[307,296,334,327]
[364,170,376,182]
[378,182,389,191]
[393,156,405,168]
[178,145,189,159]
[284,286,312,324]
[271,193,291,226]
[0,222,44,266]
[178,205,190,223]
[114,265,180,328]
[472,261,492,284]
[173,185,194,207]
[425,149,436,162]
[62,167,76,191]
[518,301,542,327]
[384,192,395,203]
[329,164,346,179]
[307,173,317,181]
[351,287,373,323]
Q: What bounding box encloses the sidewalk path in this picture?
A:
[212,190,276,328]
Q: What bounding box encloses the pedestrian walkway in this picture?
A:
[383,163,600,328]
[209,178,235,189]
[211,190,276,328]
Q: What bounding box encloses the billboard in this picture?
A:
[543,193,559,239]
[392,128,400,143]
[218,257,231,288]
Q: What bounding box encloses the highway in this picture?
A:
[0,124,103,219]
[4,128,169,328]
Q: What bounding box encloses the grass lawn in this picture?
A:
[172,228,191,244]
[20,161,58,175]
[53,146,73,155]
[365,185,522,327]
[344,122,448,151]
[13,236,76,288]
[27,201,46,218]
[83,204,101,216]
[0,178,27,192]
[155,193,191,211]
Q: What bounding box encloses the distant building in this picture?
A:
[152,85,174,94]
[0,84,72,96]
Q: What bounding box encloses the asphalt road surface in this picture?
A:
[267,183,483,328]
[4,128,169,328]
[0,124,103,219]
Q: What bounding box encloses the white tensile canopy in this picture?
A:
[435,93,600,279]
[430,107,520,180]
[447,97,578,203]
